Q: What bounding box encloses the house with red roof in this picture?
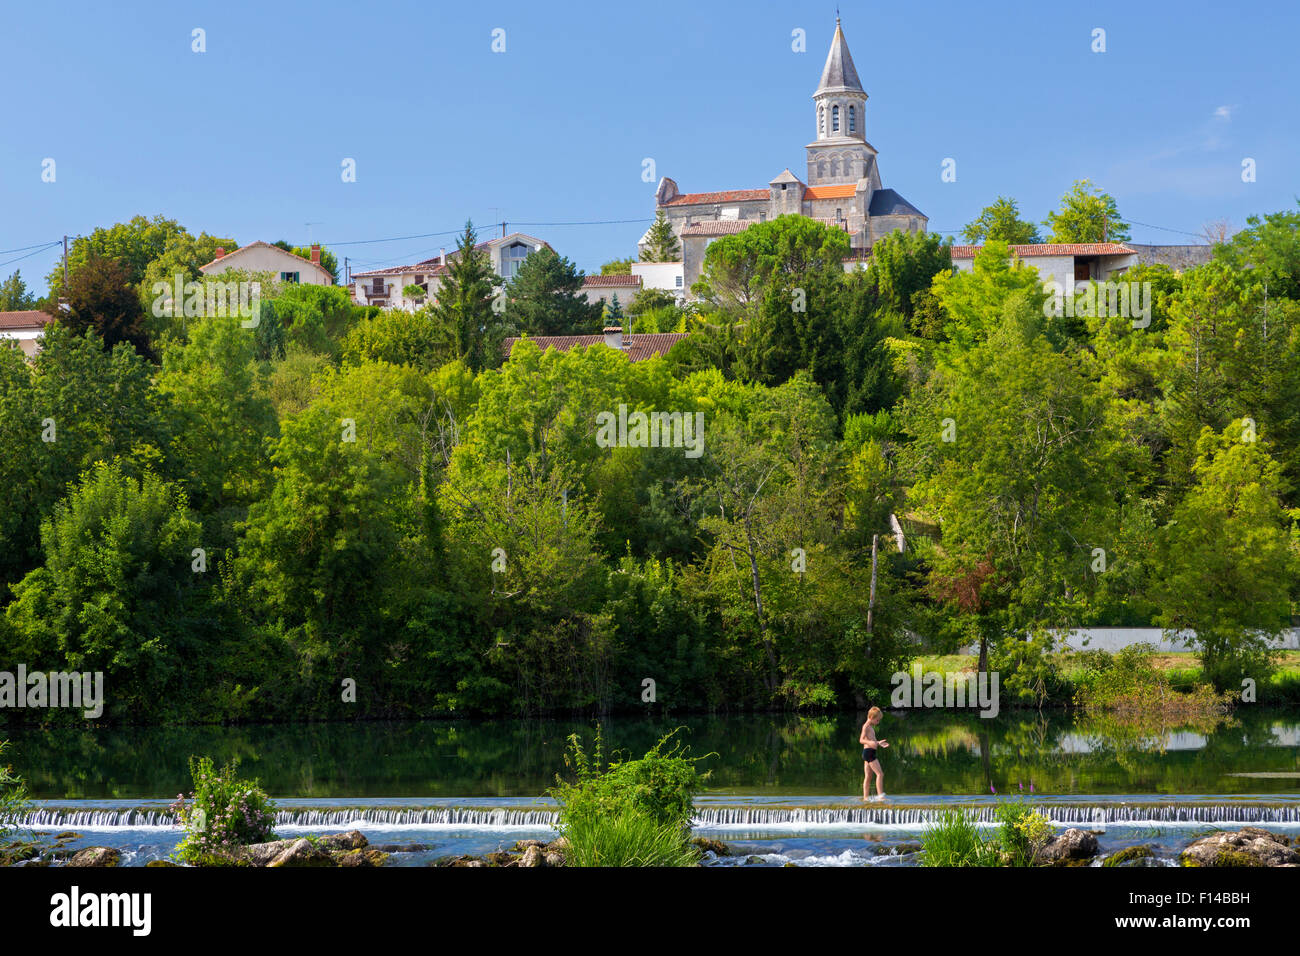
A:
[199,242,334,285]
[0,310,52,358]
[350,232,550,310]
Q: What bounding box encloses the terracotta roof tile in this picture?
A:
[582,275,641,287]
[0,310,51,330]
[665,189,769,206]
[679,220,755,237]
[951,242,1137,259]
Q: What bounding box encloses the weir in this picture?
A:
[19,796,1300,831]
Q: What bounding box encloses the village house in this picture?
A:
[199,241,334,285]
[351,232,550,310]
[0,310,51,358]
[945,242,1214,287]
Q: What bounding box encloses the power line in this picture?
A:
[324,229,466,248]
[0,240,62,257]
[1125,218,1207,240]
[323,217,652,248]
[512,217,653,227]
[0,240,63,271]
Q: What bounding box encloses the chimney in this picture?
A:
[215,247,225,259]
[603,325,624,350]
[440,247,446,265]
[310,243,321,264]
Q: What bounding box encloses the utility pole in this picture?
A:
[866,533,879,634]
[62,235,68,285]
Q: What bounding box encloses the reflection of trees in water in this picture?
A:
[5,708,1296,799]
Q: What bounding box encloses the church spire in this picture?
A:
[816,17,863,94]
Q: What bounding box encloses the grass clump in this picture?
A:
[921,808,999,867]
[549,727,710,868]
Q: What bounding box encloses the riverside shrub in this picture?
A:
[170,757,276,864]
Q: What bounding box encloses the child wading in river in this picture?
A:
[860,706,890,801]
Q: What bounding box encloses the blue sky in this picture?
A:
[2,0,1297,294]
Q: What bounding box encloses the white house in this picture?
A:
[199,241,334,285]
[631,261,685,299]
[580,273,641,307]
[0,310,51,358]
[351,232,551,310]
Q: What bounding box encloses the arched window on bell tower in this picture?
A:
[818,105,825,136]
[848,105,856,134]
[832,105,839,133]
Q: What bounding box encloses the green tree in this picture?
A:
[961,197,1043,245]
[46,215,190,296]
[1152,423,1297,690]
[4,462,221,721]
[1213,202,1300,301]
[869,229,953,319]
[234,362,444,711]
[0,271,36,311]
[902,299,1124,688]
[505,246,602,336]
[54,255,153,358]
[0,323,166,586]
[641,210,681,262]
[600,258,634,275]
[430,221,501,372]
[1044,179,1130,243]
[342,308,453,370]
[157,317,278,528]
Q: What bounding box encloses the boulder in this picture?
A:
[1103,845,1156,867]
[544,851,565,868]
[512,840,547,852]
[336,848,390,868]
[1180,828,1300,868]
[54,831,81,841]
[1,841,41,866]
[66,847,120,868]
[145,860,179,867]
[519,846,544,867]
[316,830,367,852]
[370,843,427,853]
[243,839,297,867]
[691,837,730,857]
[266,838,332,868]
[1036,828,1099,866]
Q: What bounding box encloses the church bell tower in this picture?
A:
[806,18,880,190]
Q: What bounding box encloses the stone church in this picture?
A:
[647,18,928,287]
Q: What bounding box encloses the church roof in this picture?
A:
[867,188,927,218]
[664,188,768,206]
[769,168,803,185]
[817,19,863,94]
[806,184,857,199]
